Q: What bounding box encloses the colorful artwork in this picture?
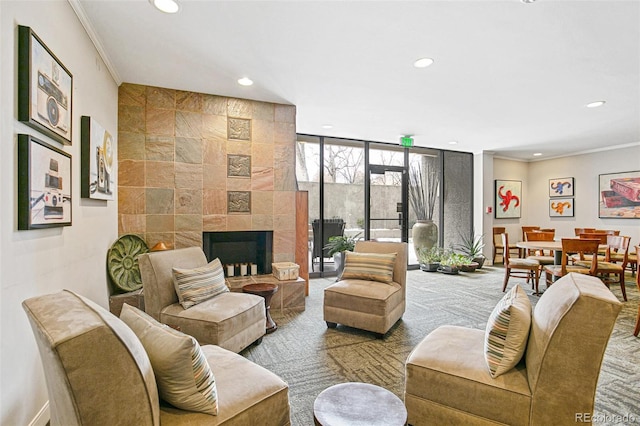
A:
[549,198,574,217]
[81,116,116,200]
[549,177,574,197]
[495,180,521,219]
[599,171,640,219]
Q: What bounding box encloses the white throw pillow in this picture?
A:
[120,304,218,415]
[484,284,532,378]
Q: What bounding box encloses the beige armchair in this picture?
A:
[404,273,622,425]
[323,240,407,336]
[22,290,290,426]
[139,247,265,353]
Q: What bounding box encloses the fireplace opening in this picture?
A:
[203,231,273,275]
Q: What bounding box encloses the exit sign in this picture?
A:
[400,136,414,147]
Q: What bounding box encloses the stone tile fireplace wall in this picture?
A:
[117,83,298,263]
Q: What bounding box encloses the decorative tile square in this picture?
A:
[227,191,251,213]
[228,117,251,141]
[228,155,251,177]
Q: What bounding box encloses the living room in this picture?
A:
[1,1,639,425]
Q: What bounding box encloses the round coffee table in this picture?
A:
[313,382,407,426]
[242,283,279,333]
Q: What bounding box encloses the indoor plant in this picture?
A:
[323,233,361,274]
[455,233,486,269]
[418,246,445,272]
[438,252,470,275]
[409,158,440,258]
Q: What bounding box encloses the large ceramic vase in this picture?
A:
[412,219,438,258]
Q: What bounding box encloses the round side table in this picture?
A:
[242,283,279,333]
[313,382,407,426]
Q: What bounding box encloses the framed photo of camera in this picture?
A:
[18,25,73,146]
[81,116,116,200]
[18,134,72,229]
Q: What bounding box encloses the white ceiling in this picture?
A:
[74,0,640,161]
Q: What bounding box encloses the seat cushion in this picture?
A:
[575,260,623,273]
[543,265,592,276]
[120,304,219,416]
[484,285,532,378]
[161,292,265,347]
[526,255,554,264]
[405,325,532,426]
[159,345,290,425]
[324,279,402,316]
[173,258,229,309]
[341,251,397,284]
[509,258,539,267]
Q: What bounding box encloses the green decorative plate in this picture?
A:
[107,234,149,292]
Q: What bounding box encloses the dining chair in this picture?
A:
[502,233,540,295]
[574,235,630,301]
[572,233,608,262]
[634,246,640,337]
[493,227,519,264]
[594,229,621,235]
[574,227,596,236]
[520,226,541,257]
[543,238,599,287]
[524,231,555,264]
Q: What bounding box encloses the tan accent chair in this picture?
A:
[22,290,290,426]
[139,247,265,353]
[404,273,622,426]
[323,240,407,336]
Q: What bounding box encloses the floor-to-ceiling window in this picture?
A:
[296,134,473,277]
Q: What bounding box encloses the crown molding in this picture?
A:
[68,0,122,85]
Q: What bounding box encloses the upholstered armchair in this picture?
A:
[323,240,407,336]
[22,290,290,426]
[139,246,265,353]
[404,273,622,425]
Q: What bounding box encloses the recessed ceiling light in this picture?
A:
[448,141,458,145]
[521,0,536,3]
[413,58,434,68]
[150,0,180,13]
[237,77,253,86]
[322,124,333,129]
[586,101,606,108]
[533,153,543,157]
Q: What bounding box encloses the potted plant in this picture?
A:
[438,252,469,275]
[323,233,361,274]
[455,233,486,269]
[418,246,444,272]
[409,158,440,258]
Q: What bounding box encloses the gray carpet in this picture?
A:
[242,266,640,426]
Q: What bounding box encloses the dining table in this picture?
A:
[516,240,607,265]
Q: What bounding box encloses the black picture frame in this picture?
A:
[598,170,640,219]
[18,134,72,229]
[548,177,574,197]
[549,198,574,217]
[18,25,73,145]
[81,116,116,200]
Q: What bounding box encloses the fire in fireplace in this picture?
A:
[203,231,273,275]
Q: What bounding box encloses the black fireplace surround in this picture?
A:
[203,231,273,275]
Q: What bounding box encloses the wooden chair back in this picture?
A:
[562,238,600,275]
[522,226,541,241]
[579,233,608,244]
[574,228,596,236]
[594,229,620,235]
[525,231,555,256]
[604,235,630,264]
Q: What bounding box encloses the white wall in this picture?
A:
[0,2,118,425]
[489,146,640,247]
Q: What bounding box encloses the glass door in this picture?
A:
[366,164,408,247]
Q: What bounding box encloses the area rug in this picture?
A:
[243,266,640,426]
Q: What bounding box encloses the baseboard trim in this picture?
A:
[28,401,49,426]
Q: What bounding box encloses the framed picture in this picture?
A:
[18,134,72,229]
[549,198,574,217]
[18,25,73,145]
[598,170,640,219]
[81,116,115,200]
[495,180,521,219]
[549,177,574,197]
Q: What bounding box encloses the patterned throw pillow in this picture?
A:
[120,304,218,415]
[172,258,229,309]
[484,284,532,378]
[340,251,397,284]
